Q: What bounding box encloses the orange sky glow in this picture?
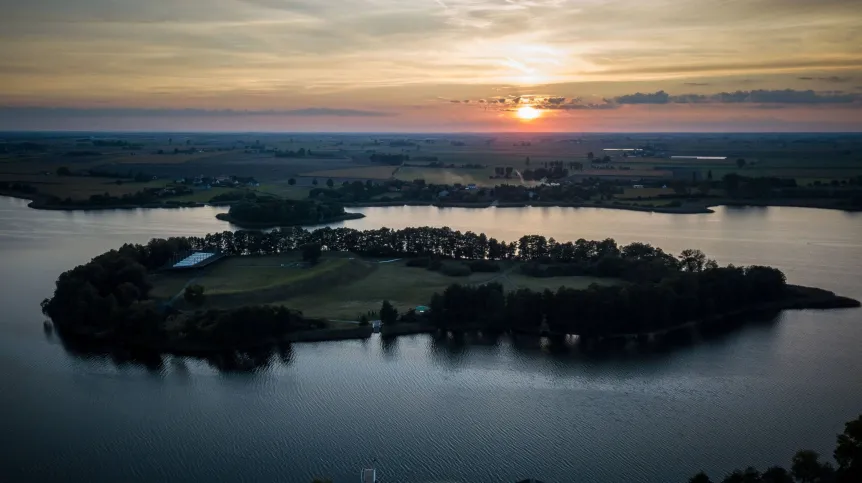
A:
[0,0,860,131]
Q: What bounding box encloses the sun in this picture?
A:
[516,105,541,121]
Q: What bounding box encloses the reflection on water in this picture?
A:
[2,196,862,483]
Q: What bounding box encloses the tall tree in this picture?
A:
[301,243,322,264]
[792,450,831,483]
[380,300,398,325]
[835,414,862,483]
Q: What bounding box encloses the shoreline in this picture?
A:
[0,189,232,211]
[3,191,858,215]
[53,284,859,356]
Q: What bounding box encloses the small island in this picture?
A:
[214,198,364,228]
[40,226,859,355]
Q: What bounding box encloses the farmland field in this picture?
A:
[2,133,861,202]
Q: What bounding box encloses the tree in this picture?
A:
[301,243,322,264]
[288,178,296,186]
[56,166,71,176]
[380,300,398,326]
[679,249,708,272]
[762,466,793,483]
[312,178,319,186]
[689,471,713,483]
[358,314,370,326]
[587,151,594,161]
[708,170,713,181]
[326,178,334,188]
[792,450,832,483]
[737,158,747,169]
[184,284,206,306]
[525,156,531,165]
[505,167,514,178]
[835,414,862,483]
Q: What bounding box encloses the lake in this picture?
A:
[1,196,861,483]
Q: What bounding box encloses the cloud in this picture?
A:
[684,82,710,86]
[452,87,862,112]
[613,91,671,104]
[797,76,853,83]
[0,107,396,117]
[607,89,860,105]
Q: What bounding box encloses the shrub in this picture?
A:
[184,285,206,306]
[426,258,443,271]
[441,263,472,277]
[467,260,501,272]
[406,257,430,268]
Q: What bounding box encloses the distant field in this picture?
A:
[3,133,860,191]
[256,183,313,200]
[617,187,676,199]
[162,187,238,203]
[395,167,495,186]
[300,165,397,180]
[0,175,168,200]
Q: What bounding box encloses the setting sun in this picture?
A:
[516,105,541,121]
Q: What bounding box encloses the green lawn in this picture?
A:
[151,254,623,320]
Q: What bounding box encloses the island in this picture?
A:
[214,198,365,228]
[40,226,859,355]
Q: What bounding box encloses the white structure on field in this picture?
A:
[173,252,216,268]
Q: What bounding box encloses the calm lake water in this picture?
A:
[1,196,861,483]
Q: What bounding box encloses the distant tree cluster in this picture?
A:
[369,153,409,165]
[226,199,351,226]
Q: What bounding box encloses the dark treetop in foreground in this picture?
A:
[689,414,862,483]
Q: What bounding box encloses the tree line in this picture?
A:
[688,414,861,483]
[425,262,786,336]
[223,199,354,225]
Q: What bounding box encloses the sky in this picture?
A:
[0,0,860,132]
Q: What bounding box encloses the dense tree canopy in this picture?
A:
[225,199,352,226]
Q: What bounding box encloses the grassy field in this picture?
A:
[300,165,397,180]
[150,255,363,298]
[150,254,620,320]
[394,166,496,186]
[0,175,169,200]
